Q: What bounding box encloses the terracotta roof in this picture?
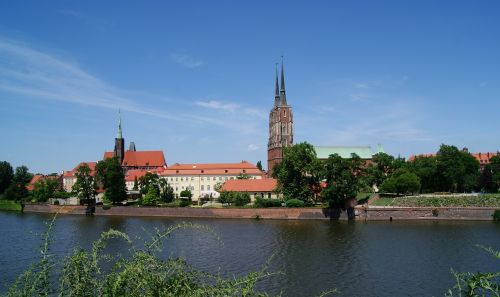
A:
[63,162,97,177]
[220,178,277,192]
[159,161,263,176]
[125,169,163,182]
[27,174,44,191]
[103,151,166,167]
[409,152,498,164]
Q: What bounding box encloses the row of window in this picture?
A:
[174,185,211,192]
[165,176,239,182]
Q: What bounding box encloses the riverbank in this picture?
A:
[0,200,22,212]
[21,203,499,221]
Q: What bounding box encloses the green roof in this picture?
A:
[314,146,380,159]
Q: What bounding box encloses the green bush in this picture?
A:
[179,199,190,207]
[53,200,60,205]
[493,210,500,221]
[254,197,282,208]
[233,192,251,206]
[285,199,305,208]
[102,204,111,210]
[53,191,72,199]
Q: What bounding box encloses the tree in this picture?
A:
[219,191,232,205]
[364,153,404,188]
[4,165,32,200]
[138,172,160,195]
[133,176,139,191]
[487,155,500,192]
[435,145,480,192]
[273,142,321,203]
[32,178,59,202]
[407,156,438,193]
[72,163,96,202]
[380,168,421,195]
[0,161,14,194]
[256,161,263,171]
[179,189,193,199]
[233,192,250,206]
[236,174,251,180]
[158,179,175,203]
[96,157,127,204]
[141,184,159,206]
[321,153,362,209]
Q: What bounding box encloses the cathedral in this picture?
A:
[267,61,294,173]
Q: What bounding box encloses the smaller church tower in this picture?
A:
[114,110,125,165]
[267,59,294,174]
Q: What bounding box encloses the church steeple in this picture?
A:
[114,109,125,165]
[274,63,280,106]
[279,57,287,105]
[117,109,123,139]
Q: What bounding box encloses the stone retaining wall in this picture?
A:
[360,206,497,221]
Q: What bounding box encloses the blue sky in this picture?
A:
[1,1,499,174]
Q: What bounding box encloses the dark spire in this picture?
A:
[117,109,123,139]
[274,63,280,106]
[280,56,287,105]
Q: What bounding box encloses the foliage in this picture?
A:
[321,153,362,208]
[481,155,500,193]
[254,197,282,208]
[492,155,500,192]
[494,210,500,221]
[72,163,97,201]
[436,145,480,193]
[3,165,32,201]
[32,178,59,202]
[219,191,251,206]
[96,157,127,204]
[236,173,251,180]
[138,172,160,195]
[5,218,288,297]
[285,198,305,208]
[273,142,321,203]
[406,156,438,193]
[141,184,160,206]
[0,161,14,194]
[371,194,500,207]
[52,191,72,199]
[446,245,500,297]
[256,160,263,171]
[180,189,193,199]
[133,176,139,191]
[380,168,421,195]
[159,179,175,203]
[0,199,22,211]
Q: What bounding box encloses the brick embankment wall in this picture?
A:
[95,206,336,220]
[358,206,497,221]
[23,204,86,215]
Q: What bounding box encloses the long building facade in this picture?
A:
[267,61,293,174]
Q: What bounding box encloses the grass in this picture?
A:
[0,199,22,212]
[371,194,500,207]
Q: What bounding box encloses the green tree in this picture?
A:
[256,160,263,171]
[133,176,139,191]
[141,184,159,206]
[138,172,160,195]
[364,152,405,188]
[380,168,421,195]
[435,145,480,192]
[72,164,97,203]
[407,156,438,193]
[273,142,321,203]
[158,178,175,203]
[486,155,500,192]
[233,192,250,206]
[96,157,127,204]
[219,191,232,205]
[236,173,251,180]
[0,161,14,194]
[32,178,59,202]
[179,189,193,199]
[321,153,362,209]
[4,165,32,200]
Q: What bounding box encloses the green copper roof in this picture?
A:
[314,146,379,159]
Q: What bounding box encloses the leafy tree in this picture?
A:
[158,179,175,203]
[179,189,193,199]
[273,142,321,203]
[133,176,139,191]
[0,161,14,194]
[219,191,232,205]
[96,157,127,204]
[233,192,250,206]
[141,184,159,206]
[380,168,421,195]
[72,164,96,202]
[138,172,160,195]
[407,156,438,193]
[321,153,362,208]
[32,178,59,202]
[435,145,480,192]
[256,160,263,171]
[236,173,251,180]
[4,165,32,200]
[364,153,405,188]
[490,155,500,192]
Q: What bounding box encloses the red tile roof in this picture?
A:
[63,162,97,177]
[103,151,166,167]
[159,161,263,176]
[125,168,163,182]
[220,178,277,192]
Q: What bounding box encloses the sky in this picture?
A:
[0,0,499,174]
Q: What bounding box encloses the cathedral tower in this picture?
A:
[267,59,293,173]
[114,110,125,164]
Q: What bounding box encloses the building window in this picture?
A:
[175,187,178,191]
[268,193,271,198]
[191,177,194,181]
[207,185,211,191]
[181,177,183,181]
[213,177,216,181]
[176,177,178,181]
[201,176,204,181]
[201,185,204,191]
[219,176,222,181]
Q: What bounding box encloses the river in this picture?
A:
[0,211,499,296]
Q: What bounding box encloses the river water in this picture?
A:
[0,211,499,296]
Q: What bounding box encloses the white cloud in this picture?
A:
[170,53,203,68]
[247,144,259,151]
[195,100,239,112]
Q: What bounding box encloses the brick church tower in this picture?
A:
[267,60,293,174]
[114,110,125,164]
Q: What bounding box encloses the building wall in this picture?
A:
[267,105,293,173]
[63,177,76,193]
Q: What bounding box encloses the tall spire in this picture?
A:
[280,56,287,105]
[117,109,123,139]
[274,63,280,106]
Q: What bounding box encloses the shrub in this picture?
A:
[102,204,111,210]
[179,199,190,207]
[53,200,60,205]
[254,197,282,208]
[233,192,251,206]
[285,199,305,208]
[493,210,500,221]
